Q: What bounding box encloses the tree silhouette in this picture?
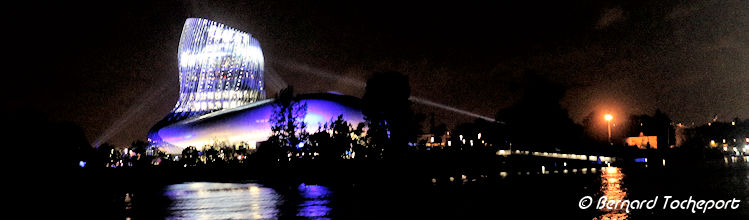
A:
[309,115,363,160]
[362,71,413,160]
[495,71,583,152]
[268,86,309,162]
[95,143,119,167]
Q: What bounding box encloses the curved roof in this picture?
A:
[150,93,364,153]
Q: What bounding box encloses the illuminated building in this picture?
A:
[625,132,658,149]
[149,18,364,153]
[170,18,265,121]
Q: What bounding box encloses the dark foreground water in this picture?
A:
[54,155,749,219]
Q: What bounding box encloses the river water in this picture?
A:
[107,156,748,219]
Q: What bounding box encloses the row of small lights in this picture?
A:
[430,167,608,184]
[496,150,615,163]
[710,138,749,154]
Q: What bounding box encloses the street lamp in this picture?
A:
[605,114,613,146]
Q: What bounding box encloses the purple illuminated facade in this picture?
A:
[153,94,364,153]
[149,18,364,153]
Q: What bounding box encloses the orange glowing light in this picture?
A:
[606,166,618,174]
[604,114,613,121]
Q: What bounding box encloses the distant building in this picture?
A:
[698,119,749,155]
[623,112,677,149]
[625,132,658,149]
[416,131,452,147]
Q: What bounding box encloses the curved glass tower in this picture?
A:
[149,18,364,153]
[172,18,265,120]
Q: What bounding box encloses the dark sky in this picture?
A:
[12,0,747,147]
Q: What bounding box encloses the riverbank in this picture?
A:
[21,152,748,219]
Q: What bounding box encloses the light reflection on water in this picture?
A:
[297,183,332,219]
[164,182,282,219]
[595,167,628,220]
[152,161,744,219]
[163,182,333,219]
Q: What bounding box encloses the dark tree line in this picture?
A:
[263,71,421,162]
[494,71,585,152]
[362,71,421,160]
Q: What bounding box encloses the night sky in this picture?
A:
[13,0,747,147]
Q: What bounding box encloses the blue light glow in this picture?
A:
[297,183,332,218]
[304,112,325,127]
[78,161,86,167]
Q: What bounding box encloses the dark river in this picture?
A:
[70,155,749,219]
